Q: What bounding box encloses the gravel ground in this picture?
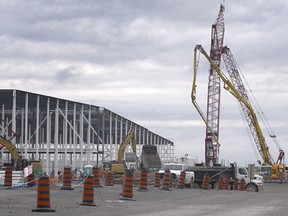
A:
[0,181,288,216]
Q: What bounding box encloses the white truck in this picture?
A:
[157,163,195,188]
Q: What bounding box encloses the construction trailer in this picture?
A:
[0,89,174,177]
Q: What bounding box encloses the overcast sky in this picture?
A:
[0,0,287,165]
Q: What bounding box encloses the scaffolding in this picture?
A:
[0,89,174,176]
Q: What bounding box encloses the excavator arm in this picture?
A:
[117,128,137,162]
[192,44,273,165]
[0,136,20,160]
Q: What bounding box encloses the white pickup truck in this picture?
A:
[157,163,194,188]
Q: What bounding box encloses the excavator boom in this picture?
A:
[0,136,20,160]
[117,128,137,162]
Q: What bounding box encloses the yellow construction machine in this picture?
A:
[0,136,42,175]
[0,136,28,170]
[101,128,137,174]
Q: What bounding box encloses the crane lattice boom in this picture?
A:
[221,46,274,165]
[205,4,225,165]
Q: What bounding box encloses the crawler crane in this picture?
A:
[192,44,285,180]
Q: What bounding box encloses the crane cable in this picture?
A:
[237,100,262,162]
[233,58,282,150]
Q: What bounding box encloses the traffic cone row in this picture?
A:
[24,169,254,213]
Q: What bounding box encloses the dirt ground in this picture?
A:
[1,181,288,216]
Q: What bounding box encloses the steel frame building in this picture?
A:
[0,89,174,176]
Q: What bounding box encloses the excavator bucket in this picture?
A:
[141,145,162,170]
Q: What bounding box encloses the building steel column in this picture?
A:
[46,98,50,175]
[79,105,84,169]
[109,112,112,161]
[36,95,40,160]
[64,101,68,166]
[100,107,105,164]
[72,103,76,170]
[87,106,91,165]
[54,99,59,177]
[24,93,28,158]
[12,90,17,146]
[115,115,118,160]
[1,105,4,163]
[138,127,141,155]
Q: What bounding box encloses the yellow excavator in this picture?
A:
[0,136,42,174]
[101,128,137,174]
[0,136,28,170]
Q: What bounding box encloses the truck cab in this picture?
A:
[236,164,263,189]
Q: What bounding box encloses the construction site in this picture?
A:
[0,2,287,216]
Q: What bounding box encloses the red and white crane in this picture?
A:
[204,4,225,165]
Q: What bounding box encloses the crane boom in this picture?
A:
[192,44,273,165]
[205,4,225,165]
[221,46,274,165]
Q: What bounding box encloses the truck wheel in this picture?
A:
[245,183,259,192]
[193,183,200,189]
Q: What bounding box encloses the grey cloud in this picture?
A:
[55,67,81,82]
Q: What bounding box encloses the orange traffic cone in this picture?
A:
[160,170,172,191]
[154,173,161,187]
[218,177,224,190]
[80,176,97,206]
[105,171,114,186]
[32,175,55,212]
[202,174,209,190]
[233,178,238,190]
[223,178,229,190]
[239,179,245,191]
[61,166,74,190]
[4,166,13,188]
[120,169,135,201]
[138,168,149,191]
[177,171,186,189]
[93,166,103,187]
